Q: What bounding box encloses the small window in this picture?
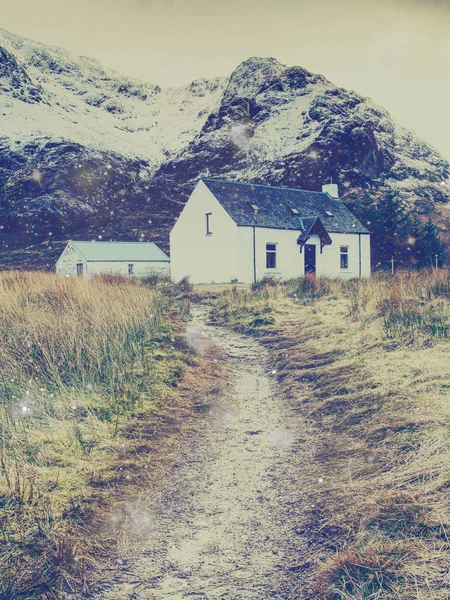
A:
[290,207,299,214]
[266,243,277,269]
[323,210,334,217]
[206,212,212,235]
[128,264,134,275]
[340,246,349,269]
[76,263,83,276]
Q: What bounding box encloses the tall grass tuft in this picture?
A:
[316,542,412,599]
[211,281,281,330]
[0,271,187,597]
[345,269,450,345]
[288,274,336,302]
[0,271,162,398]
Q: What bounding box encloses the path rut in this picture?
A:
[97,304,309,599]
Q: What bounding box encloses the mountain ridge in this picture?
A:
[0,28,449,270]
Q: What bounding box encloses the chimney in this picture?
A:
[322,182,339,199]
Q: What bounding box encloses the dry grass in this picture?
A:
[0,272,197,598]
[210,269,450,599]
[4,268,450,597]
[201,279,289,331]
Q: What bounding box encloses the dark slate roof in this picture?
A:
[201,178,369,234]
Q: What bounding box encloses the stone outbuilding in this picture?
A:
[56,240,170,278]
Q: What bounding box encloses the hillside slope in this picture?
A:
[0,29,449,269]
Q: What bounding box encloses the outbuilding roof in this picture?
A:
[201,178,369,235]
[70,241,170,262]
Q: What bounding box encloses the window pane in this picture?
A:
[266,243,277,269]
[340,254,348,269]
[206,213,212,234]
[266,253,276,269]
[340,246,348,253]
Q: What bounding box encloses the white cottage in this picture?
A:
[170,178,370,283]
[56,241,170,277]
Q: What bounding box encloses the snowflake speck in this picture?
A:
[31,169,43,184]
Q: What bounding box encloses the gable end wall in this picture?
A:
[56,243,84,276]
[170,181,239,283]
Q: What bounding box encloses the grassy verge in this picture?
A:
[206,271,450,599]
[0,272,203,598]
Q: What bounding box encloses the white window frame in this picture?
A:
[205,212,212,235]
[266,243,277,269]
[76,263,83,276]
[340,246,349,269]
[128,263,134,275]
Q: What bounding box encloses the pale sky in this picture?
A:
[1,0,450,161]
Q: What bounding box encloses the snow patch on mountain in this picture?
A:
[0,28,227,167]
[249,86,328,162]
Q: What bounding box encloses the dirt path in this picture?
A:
[97,304,310,599]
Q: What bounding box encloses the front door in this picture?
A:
[304,244,316,275]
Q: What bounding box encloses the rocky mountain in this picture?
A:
[0,28,449,269]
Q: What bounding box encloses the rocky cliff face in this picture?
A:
[0,28,449,269]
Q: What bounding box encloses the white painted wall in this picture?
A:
[85,261,170,277]
[170,180,239,283]
[237,226,254,283]
[237,226,304,282]
[360,234,371,277]
[305,232,371,279]
[236,228,371,282]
